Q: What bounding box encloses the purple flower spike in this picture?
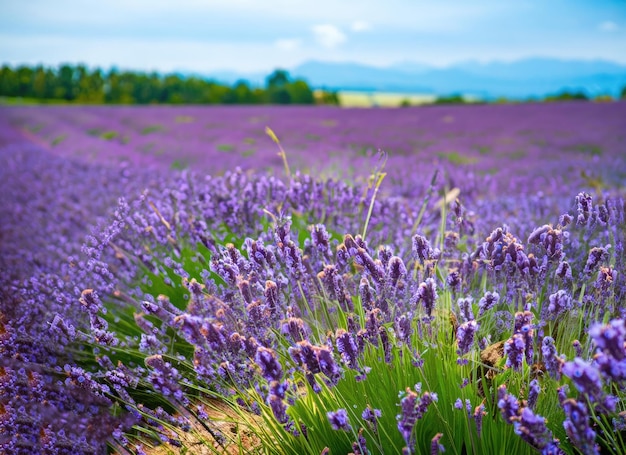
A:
[546,290,572,320]
[394,313,413,346]
[352,428,368,455]
[144,355,185,403]
[431,433,445,455]
[362,406,382,434]
[388,255,407,288]
[497,385,520,423]
[554,261,573,284]
[335,328,360,369]
[474,404,486,437]
[414,278,438,318]
[561,398,599,455]
[528,379,540,410]
[397,385,437,450]
[255,347,283,382]
[505,334,526,371]
[412,234,434,264]
[542,336,564,379]
[562,358,604,402]
[590,319,626,383]
[583,246,610,276]
[478,291,499,316]
[79,288,102,315]
[456,320,478,360]
[575,192,593,226]
[590,319,626,361]
[327,408,352,431]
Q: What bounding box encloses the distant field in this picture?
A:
[336,91,438,107]
[2,102,624,195]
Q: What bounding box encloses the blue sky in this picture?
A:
[1,0,625,73]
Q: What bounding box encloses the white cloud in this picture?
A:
[351,20,371,32]
[599,21,618,32]
[274,38,301,51]
[311,24,346,48]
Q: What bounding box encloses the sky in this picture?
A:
[1,0,625,74]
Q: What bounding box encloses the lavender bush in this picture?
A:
[1,102,626,454]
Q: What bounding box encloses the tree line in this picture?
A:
[0,64,339,105]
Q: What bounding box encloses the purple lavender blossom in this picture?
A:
[583,246,610,276]
[362,406,382,434]
[280,317,308,342]
[413,278,438,318]
[561,398,599,455]
[395,313,414,346]
[387,255,408,288]
[575,192,593,226]
[477,291,499,316]
[335,328,360,369]
[542,336,564,379]
[590,319,626,383]
[505,334,526,371]
[255,347,283,382]
[456,320,478,362]
[554,261,573,284]
[397,385,437,450]
[528,379,540,410]
[144,355,186,403]
[412,234,434,264]
[545,290,573,320]
[562,358,605,403]
[446,270,461,294]
[431,432,445,454]
[327,408,352,431]
[457,297,474,322]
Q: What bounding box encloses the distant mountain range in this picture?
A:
[208,58,626,100]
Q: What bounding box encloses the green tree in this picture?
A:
[0,65,18,97]
[287,79,314,104]
[266,69,292,104]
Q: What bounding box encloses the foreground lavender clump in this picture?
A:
[2,103,626,454]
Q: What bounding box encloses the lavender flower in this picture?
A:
[335,328,360,369]
[457,297,474,322]
[413,278,438,318]
[583,246,610,276]
[456,320,478,362]
[474,404,487,437]
[352,428,369,455]
[528,379,540,410]
[397,385,437,450]
[412,234,434,264]
[280,317,308,342]
[505,334,526,371]
[395,313,414,346]
[255,347,283,382]
[327,408,352,431]
[387,255,408,288]
[362,406,382,434]
[545,290,572,320]
[554,261,573,284]
[478,291,499,316]
[590,319,626,383]
[562,358,604,403]
[498,385,520,423]
[561,398,599,455]
[144,355,185,403]
[431,433,445,454]
[575,192,593,226]
[542,336,564,379]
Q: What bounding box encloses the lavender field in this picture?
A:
[1,102,626,455]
